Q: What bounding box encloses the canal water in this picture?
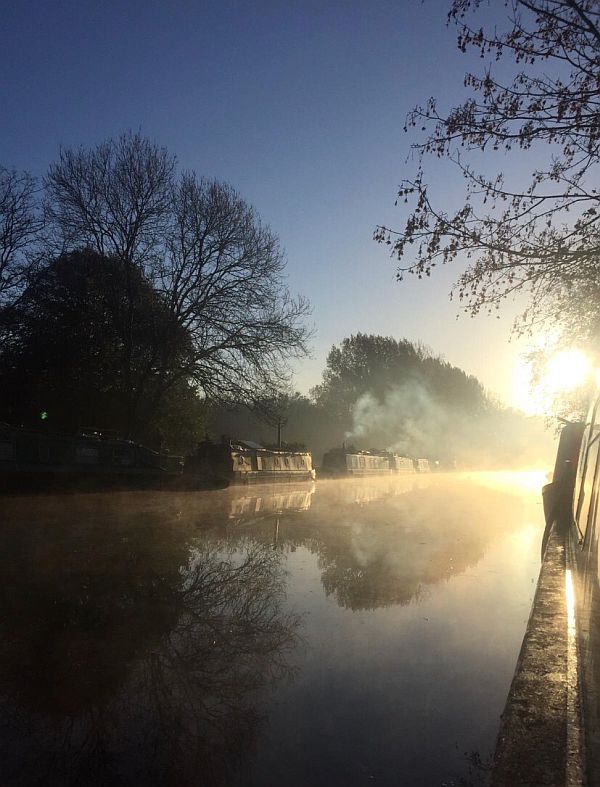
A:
[0,472,545,786]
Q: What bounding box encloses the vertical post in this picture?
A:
[277,417,282,450]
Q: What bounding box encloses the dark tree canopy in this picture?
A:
[376,0,600,336]
[311,333,488,419]
[308,334,551,465]
[311,334,425,419]
[0,250,202,449]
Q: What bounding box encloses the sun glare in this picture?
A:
[513,348,590,416]
[545,349,589,391]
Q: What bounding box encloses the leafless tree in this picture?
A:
[45,131,175,267]
[158,173,311,404]
[37,134,310,420]
[0,166,41,305]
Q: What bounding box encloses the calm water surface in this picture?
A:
[0,472,545,786]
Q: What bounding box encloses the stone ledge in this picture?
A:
[492,522,571,787]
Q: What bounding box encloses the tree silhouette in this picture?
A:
[0,249,201,448]
[311,334,429,420]
[376,0,600,336]
[159,174,310,405]
[310,334,492,459]
[45,132,174,267]
[0,166,41,306]
[1,133,311,439]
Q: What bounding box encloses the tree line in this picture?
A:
[209,333,552,467]
[0,133,310,450]
[1,134,550,464]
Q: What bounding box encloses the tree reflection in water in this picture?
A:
[0,498,299,786]
[232,478,534,611]
[316,483,500,610]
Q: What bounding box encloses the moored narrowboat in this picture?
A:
[185,439,315,486]
[321,448,393,476]
[0,422,183,491]
[493,413,592,784]
[321,447,423,477]
[413,458,430,473]
[390,454,417,474]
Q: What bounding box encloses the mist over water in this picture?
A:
[346,381,556,469]
[0,472,545,786]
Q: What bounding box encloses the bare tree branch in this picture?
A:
[377,0,600,331]
[0,166,42,305]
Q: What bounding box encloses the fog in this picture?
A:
[207,387,557,470]
[346,382,556,470]
[0,473,544,786]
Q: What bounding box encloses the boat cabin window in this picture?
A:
[575,427,600,541]
[0,441,15,461]
[574,396,600,527]
[75,445,100,464]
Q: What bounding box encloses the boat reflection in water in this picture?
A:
[226,476,418,524]
[0,473,543,786]
[228,484,315,522]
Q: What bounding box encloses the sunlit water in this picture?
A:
[0,472,545,786]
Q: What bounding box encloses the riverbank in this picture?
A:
[492,520,584,786]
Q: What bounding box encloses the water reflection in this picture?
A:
[231,477,533,610]
[0,476,541,786]
[312,480,530,610]
[228,484,315,522]
[0,496,299,786]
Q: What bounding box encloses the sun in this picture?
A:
[512,349,591,416]
[544,349,590,391]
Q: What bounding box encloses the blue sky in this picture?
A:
[1,0,535,407]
